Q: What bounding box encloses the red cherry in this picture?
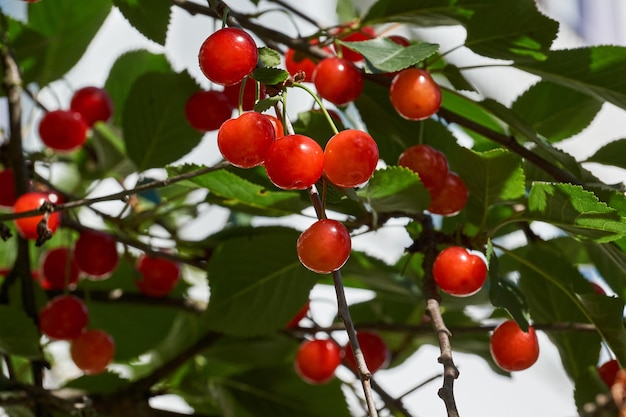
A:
[264,114,285,139]
[74,231,119,278]
[184,90,234,132]
[333,26,375,62]
[398,144,449,190]
[489,320,539,371]
[286,300,310,328]
[324,129,379,188]
[39,295,89,340]
[70,329,115,375]
[313,57,363,106]
[590,282,606,295]
[343,331,390,374]
[297,219,351,274]
[135,254,181,297]
[38,110,89,151]
[433,246,487,297]
[198,27,258,86]
[427,172,468,216]
[0,169,17,208]
[13,192,60,240]
[295,338,342,384]
[39,247,80,290]
[263,134,324,190]
[70,86,113,127]
[285,48,318,82]
[389,68,442,121]
[388,35,410,47]
[223,80,266,111]
[217,112,276,168]
[598,359,621,388]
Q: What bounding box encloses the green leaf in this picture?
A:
[258,47,282,67]
[20,0,111,86]
[113,0,171,45]
[464,0,558,61]
[0,305,42,359]
[204,227,319,336]
[253,96,282,113]
[585,139,626,170]
[441,64,476,92]
[336,0,359,23]
[512,81,603,143]
[339,38,438,74]
[358,166,430,215]
[518,46,626,111]
[526,182,626,243]
[363,0,476,27]
[585,241,626,299]
[292,110,344,147]
[251,67,289,85]
[105,50,173,126]
[65,372,130,394]
[123,71,202,171]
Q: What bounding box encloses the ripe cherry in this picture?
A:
[324,129,378,188]
[74,231,119,278]
[388,35,410,47]
[13,192,60,240]
[389,68,442,121]
[38,110,89,151]
[70,329,115,375]
[198,27,258,86]
[135,254,181,297]
[217,112,276,168]
[398,144,449,190]
[264,134,324,190]
[297,219,351,274]
[39,295,89,340]
[0,169,17,208]
[223,80,266,111]
[432,246,487,297]
[70,86,113,127]
[286,300,310,328]
[343,331,390,374]
[40,247,80,290]
[333,26,375,62]
[184,90,234,132]
[264,114,285,139]
[294,338,342,384]
[313,57,363,106]
[285,48,318,83]
[598,359,621,388]
[489,320,539,372]
[427,172,468,216]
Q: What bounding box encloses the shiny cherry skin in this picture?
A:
[264,114,285,139]
[343,331,390,374]
[185,90,234,132]
[39,295,89,340]
[38,110,89,151]
[13,192,61,240]
[598,359,621,388]
[324,129,378,188]
[218,112,276,168]
[223,80,266,111]
[74,231,119,278]
[398,144,449,190]
[432,246,487,297]
[427,172,468,216]
[70,86,113,127]
[264,134,324,190]
[297,219,351,274]
[313,57,363,106]
[70,329,115,375]
[390,68,442,121]
[295,338,342,384]
[40,247,80,290]
[135,254,181,297]
[490,320,539,372]
[198,27,258,86]
[0,169,17,208]
[286,300,310,328]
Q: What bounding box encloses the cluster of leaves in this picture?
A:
[1,0,626,416]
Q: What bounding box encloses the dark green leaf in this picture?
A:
[123,71,202,171]
[292,110,344,147]
[78,123,136,180]
[204,227,319,336]
[339,38,438,73]
[65,372,130,394]
[586,139,626,170]
[512,81,603,143]
[488,251,530,331]
[526,182,626,243]
[0,305,42,359]
[585,241,626,299]
[258,47,282,67]
[251,67,289,85]
[358,166,430,215]
[573,366,610,412]
[113,0,171,45]
[363,0,477,27]
[105,50,173,126]
[253,96,282,113]
[441,64,476,92]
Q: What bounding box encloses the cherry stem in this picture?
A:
[292,82,339,135]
